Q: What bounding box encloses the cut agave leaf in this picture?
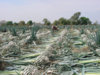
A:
[78,59,100,64]
[80,72,100,75]
[20,53,40,59]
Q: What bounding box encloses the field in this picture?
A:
[0,25,100,75]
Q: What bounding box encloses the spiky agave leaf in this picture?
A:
[10,27,18,36]
[87,30,100,56]
[94,31,100,46]
[26,25,40,44]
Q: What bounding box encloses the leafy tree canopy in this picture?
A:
[43,18,51,25]
[78,17,91,25]
[27,20,33,26]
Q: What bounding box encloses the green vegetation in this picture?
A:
[27,20,33,26]
[26,26,40,44]
[69,12,81,25]
[10,27,18,36]
[43,18,51,25]
[0,12,98,26]
[6,21,13,26]
[0,26,7,32]
[78,17,91,25]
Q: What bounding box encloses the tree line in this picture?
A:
[0,20,33,26]
[43,12,97,25]
[0,12,99,26]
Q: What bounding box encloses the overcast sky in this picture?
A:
[0,0,100,23]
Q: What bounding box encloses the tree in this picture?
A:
[78,17,91,25]
[58,17,67,25]
[53,19,70,25]
[53,20,59,25]
[43,18,51,25]
[19,21,25,26]
[6,21,13,25]
[27,20,33,26]
[13,22,18,26]
[66,20,71,25]
[70,12,81,25]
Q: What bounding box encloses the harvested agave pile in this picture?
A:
[0,25,100,75]
[22,27,100,75]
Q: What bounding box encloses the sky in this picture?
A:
[0,0,100,23]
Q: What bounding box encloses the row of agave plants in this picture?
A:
[0,25,100,45]
[0,25,100,43]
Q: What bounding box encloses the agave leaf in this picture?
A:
[78,59,100,64]
[82,65,85,75]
